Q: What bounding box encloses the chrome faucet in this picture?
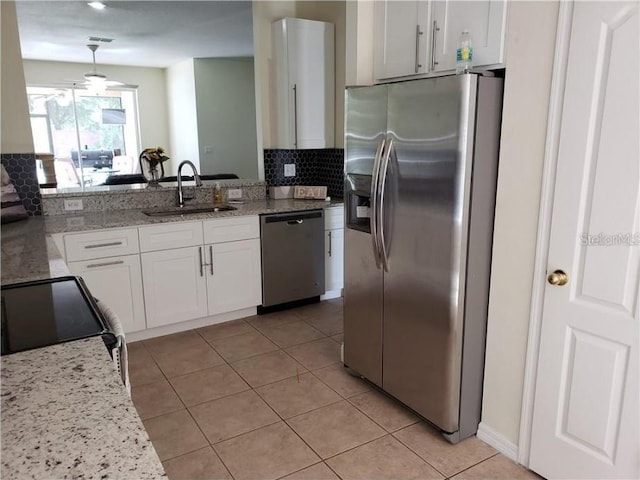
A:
[176,160,203,207]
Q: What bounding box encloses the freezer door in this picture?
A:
[343,85,388,386]
[381,75,477,432]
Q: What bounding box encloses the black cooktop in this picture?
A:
[1,276,111,356]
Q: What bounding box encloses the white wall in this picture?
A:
[194,58,258,179]
[165,58,199,175]
[252,0,346,148]
[481,0,560,447]
[1,1,34,153]
[22,59,170,160]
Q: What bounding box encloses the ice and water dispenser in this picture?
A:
[345,173,373,233]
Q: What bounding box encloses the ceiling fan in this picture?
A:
[82,43,125,88]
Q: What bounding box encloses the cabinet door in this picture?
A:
[325,228,344,293]
[432,0,506,72]
[206,239,262,314]
[287,19,335,149]
[141,247,208,328]
[68,254,146,334]
[374,0,430,81]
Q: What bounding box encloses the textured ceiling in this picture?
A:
[16,1,254,68]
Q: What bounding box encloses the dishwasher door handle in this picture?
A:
[287,219,304,225]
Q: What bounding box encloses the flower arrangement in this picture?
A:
[139,146,170,186]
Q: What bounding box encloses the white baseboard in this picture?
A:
[320,289,343,300]
[477,422,519,463]
[127,307,257,342]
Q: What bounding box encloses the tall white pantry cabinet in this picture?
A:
[272,17,335,149]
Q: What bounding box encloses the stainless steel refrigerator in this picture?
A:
[343,73,503,443]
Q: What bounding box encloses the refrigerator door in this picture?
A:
[381,75,478,432]
[343,85,388,387]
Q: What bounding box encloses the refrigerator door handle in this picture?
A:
[378,138,393,272]
[370,138,386,269]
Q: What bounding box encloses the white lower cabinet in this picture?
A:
[141,246,209,328]
[140,217,262,328]
[325,228,344,294]
[68,254,146,334]
[206,239,262,315]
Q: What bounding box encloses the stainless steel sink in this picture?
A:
[142,205,237,216]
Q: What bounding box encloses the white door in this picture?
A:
[431,0,506,72]
[373,0,429,80]
[141,247,208,328]
[530,2,639,479]
[206,239,262,315]
[68,254,146,334]
[325,228,344,294]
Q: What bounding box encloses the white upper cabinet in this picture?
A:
[373,0,506,82]
[272,18,335,149]
[431,0,506,73]
[374,1,430,80]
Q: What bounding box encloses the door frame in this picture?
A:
[518,0,573,467]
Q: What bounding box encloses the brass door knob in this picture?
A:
[547,269,569,286]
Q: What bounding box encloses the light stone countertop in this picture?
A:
[1,337,165,480]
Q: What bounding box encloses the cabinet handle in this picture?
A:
[415,25,423,73]
[86,260,124,269]
[199,246,204,277]
[209,245,214,275]
[328,231,332,257]
[85,241,123,249]
[293,84,298,148]
[431,20,440,71]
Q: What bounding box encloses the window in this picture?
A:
[27,86,140,188]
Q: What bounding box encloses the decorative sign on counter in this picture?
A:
[293,186,328,200]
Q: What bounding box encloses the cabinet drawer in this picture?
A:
[324,206,344,230]
[139,221,204,253]
[203,216,259,244]
[65,228,139,262]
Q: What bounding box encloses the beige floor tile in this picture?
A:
[232,350,307,388]
[303,313,344,337]
[349,390,419,432]
[144,330,206,357]
[129,360,165,387]
[331,333,344,344]
[286,338,341,371]
[312,364,371,398]
[248,311,302,332]
[197,319,255,342]
[215,422,320,480]
[131,379,184,420]
[208,330,279,362]
[170,364,250,407]
[450,453,541,480]
[394,422,498,477]
[163,447,232,480]
[295,300,342,320]
[190,389,279,443]
[153,342,225,378]
[256,372,341,419]
[260,320,326,348]
[327,435,443,480]
[280,462,340,480]
[142,409,208,461]
[287,400,385,459]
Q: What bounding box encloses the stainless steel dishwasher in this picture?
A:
[260,210,325,307]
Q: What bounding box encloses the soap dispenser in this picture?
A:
[214,182,223,204]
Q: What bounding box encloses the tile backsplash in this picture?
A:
[1,153,42,215]
[263,149,344,199]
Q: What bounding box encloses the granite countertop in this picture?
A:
[1,337,165,480]
[43,198,344,234]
